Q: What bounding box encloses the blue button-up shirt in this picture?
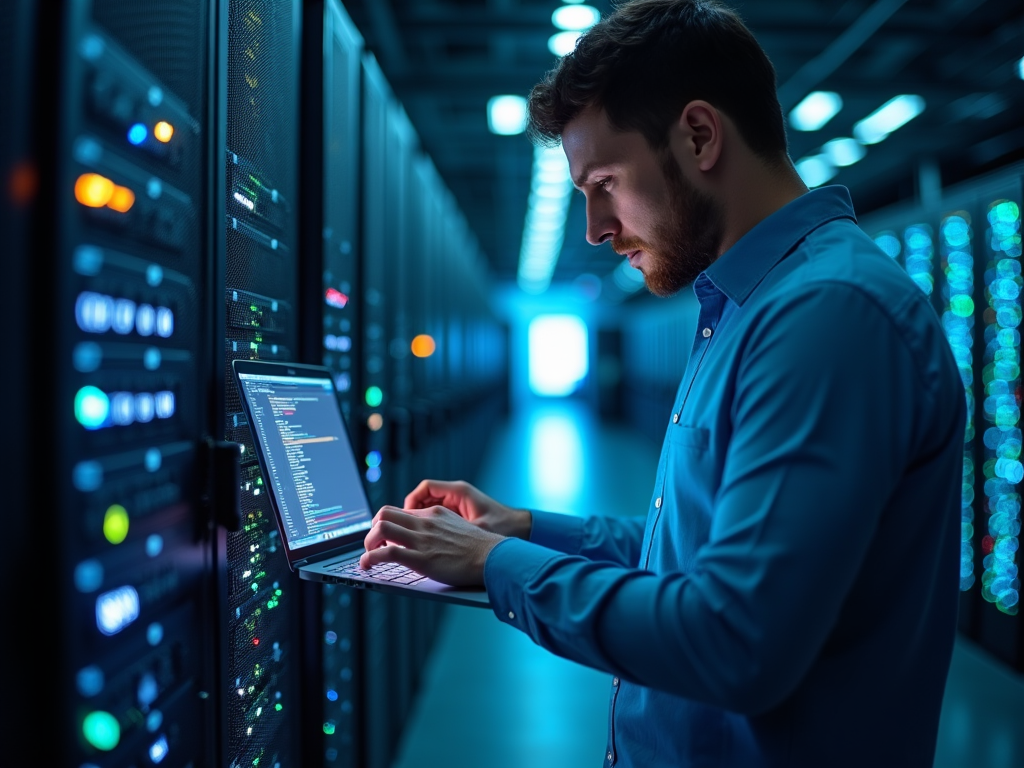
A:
[484,186,966,767]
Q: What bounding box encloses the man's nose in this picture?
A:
[585,197,618,246]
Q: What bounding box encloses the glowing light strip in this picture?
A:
[940,212,977,590]
[981,199,1022,615]
[517,144,573,294]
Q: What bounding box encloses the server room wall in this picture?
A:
[618,163,1024,681]
[12,0,509,765]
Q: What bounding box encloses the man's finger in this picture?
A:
[359,543,414,570]
[363,518,418,553]
[404,478,456,509]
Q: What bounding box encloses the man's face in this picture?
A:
[562,106,724,296]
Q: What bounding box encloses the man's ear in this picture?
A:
[672,100,723,173]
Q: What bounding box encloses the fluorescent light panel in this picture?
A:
[487,95,527,135]
[853,95,925,144]
[548,30,582,57]
[789,91,843,132]
[552,4,600,31]
[795,155,838,188]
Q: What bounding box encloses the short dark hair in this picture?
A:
[527,0,788,162]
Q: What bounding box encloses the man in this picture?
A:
[359,1,966,765]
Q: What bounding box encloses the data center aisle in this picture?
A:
[390,397,658,768]
[389,398,1024,768]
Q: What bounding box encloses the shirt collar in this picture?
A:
[700,185,857,306]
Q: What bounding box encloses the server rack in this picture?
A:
[220,0,307,765]
[860,163,1024,672]
[23,0,220,764]
[300,1,365,764]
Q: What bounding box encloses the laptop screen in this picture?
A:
[236,366,373,553]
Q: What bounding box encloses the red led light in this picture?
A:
[253,637,260,646]
[981,535,994,554]
[325,288,348,309]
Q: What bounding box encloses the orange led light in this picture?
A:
[153,121,174,143]
[75,173,114,208]
[410,334,436,358]
[107,185,136,213]
[367,413,383,431]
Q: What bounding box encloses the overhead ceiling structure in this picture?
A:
[340,0,1024,301]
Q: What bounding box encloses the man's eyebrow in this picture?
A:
[571,162,600,189]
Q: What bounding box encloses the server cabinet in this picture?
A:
[300,1,365,765]
[220,0,305,765]
[860,163,1024,672]
[24,0,219,764]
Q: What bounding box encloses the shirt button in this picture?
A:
[508,611,515,620]
[607,752,613,762]
[672,413,679,424]
[702,327,712,338]
[613,677,619,686]
[655,497,662,508]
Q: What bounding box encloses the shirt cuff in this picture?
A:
[528,510,585,554]
[484,537,561,629]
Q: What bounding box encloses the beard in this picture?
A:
[612,152,724,297]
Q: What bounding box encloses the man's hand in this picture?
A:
[359,505,506,587]
[403,479,533,540]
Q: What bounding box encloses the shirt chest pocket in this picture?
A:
[650,425,716,570]
[668,425,709,451]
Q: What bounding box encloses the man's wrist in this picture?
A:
[513,508,533,540]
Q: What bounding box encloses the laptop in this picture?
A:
[231,358,490,608]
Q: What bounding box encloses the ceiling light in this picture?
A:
[518,145,573,294]
[853,95,925,144]
[795,154,837,188]
[552,4,600,31]
[788,91,843,132]
[487,95,527,135]
[548,31,582,57]
[822,137,866,167]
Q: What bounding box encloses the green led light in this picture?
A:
[323,721,336,735]
[365,386,383,407]
[83,710,120,751]
[75,386,109,429]
[276,702,283,711]
[103,504,130,545]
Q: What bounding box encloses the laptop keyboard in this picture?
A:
[329,560,428,585]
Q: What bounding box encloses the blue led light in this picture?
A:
[366,466,382,483]
[326,689,339,702]
[96,585,140,636]
[366,451,382,468]
[904,224,935,295]
[74,559,104,593]
[73,461,104,492]
[144,347,162,371]
[146,534,164,557]
[73,342,103,373]
[941,212,977,591]
[146,710,164,732]
[76,665,105,697]
[147,622,164,646]
[981,198,1022,615]
[149,734,169,764]
[127,123,147,145]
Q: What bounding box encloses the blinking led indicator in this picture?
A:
[75,173,114,207]
[411,334,436,358]
[75,385,110,429]
[365,386,383,408]
[153,121,174,143]
[83,710,121,751]
[103,504,130,545]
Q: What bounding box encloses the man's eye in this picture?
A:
[597,177,612,189]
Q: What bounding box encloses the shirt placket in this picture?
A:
[641,283,725,571]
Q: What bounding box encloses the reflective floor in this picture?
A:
[390,398,1024,768]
